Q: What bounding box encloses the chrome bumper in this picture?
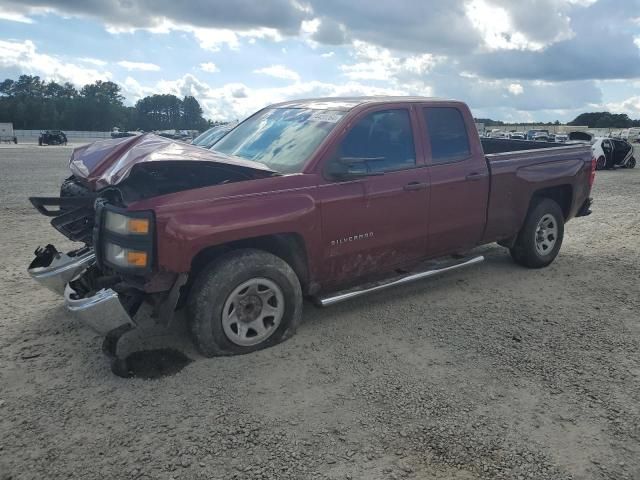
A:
[29,245,135,335]
[64,283,135,336]
[28,246,96,296]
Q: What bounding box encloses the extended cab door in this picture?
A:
[316,106,429,287]
[418,104,489,257]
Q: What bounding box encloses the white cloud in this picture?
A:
[121,76,153,102]
[79,57,108,66]
[605,96,640,117]
[465,0,574,51]
[199,62,219,73]
[254,64,301,82]
[0,39,111,85]
[321,51,335,58]
[340,41,443,81]
[178,26,282,51]
[105,20,283,52]
[117,60,161,71]
[0,11,34,23]
[508,83,524,95]
[144,73,427,121]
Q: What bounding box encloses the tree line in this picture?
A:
[476,112,640,129]
[0,75,213,131]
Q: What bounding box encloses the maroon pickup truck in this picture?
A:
[28,97,594,367]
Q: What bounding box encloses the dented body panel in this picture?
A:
[69,133,276,189]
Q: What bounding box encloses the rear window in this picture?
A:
[423,107,471,164]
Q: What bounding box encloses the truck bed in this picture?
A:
[481,137,567,155]
[480,138,593,245]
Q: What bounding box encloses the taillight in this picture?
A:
[589,157,596,187]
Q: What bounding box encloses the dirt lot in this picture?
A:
[1,144,639,480]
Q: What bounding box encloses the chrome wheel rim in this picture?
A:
[221,277,284,347]
[535,214,558,256]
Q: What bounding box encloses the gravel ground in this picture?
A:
[0,144,639,480]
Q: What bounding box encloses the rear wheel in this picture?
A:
[596,156,606,170]
[188,249,303,357]
[510,198,564,269]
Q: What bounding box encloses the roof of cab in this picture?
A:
[270,96,457,111]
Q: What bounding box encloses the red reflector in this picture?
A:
[589,157,596,187]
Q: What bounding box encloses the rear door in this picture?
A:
[317,106,429,286]
[418,105,489,257]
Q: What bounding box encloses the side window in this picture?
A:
[423,107,471,164]
[336,109,416,173]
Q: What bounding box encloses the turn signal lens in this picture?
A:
[126,251,148,267]
[128,218,150,234]
[104,211,152,235]
[104,243,149,269]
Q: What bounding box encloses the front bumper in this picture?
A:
[28,245,136,335]
[64,283,135,335]
[28,245,95,296]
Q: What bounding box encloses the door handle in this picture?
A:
[403,182,428,191]
[465,172,486,181]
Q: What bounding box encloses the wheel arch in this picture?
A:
[188,233,312,295]
[531,184,573,220]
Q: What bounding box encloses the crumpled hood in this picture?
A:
[69,133,276,189]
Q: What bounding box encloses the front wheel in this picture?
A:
[187,249,303,357]
[510,199,564,269]
[596,156,606,170]
[627,157,636,169]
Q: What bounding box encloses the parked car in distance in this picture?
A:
[555,134,568,143]
[38,130,67,146]
[156,129,193,141]
[111,128,143,139]
[508,132,525,140]
[591,137,636,170]
[191,124,234,149]
[28,96,595,371]
[0,122,18,143]
[489,129,508,138]
[526,129,549,140]
[533,132,550,142]
[622,127,640,143]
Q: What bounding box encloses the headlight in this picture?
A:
[104,243,149,268]
[105,211,150,235]
[100,207,154,272]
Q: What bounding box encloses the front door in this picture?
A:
[317,107,429,288]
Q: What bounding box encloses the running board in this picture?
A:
[315,255,484,307]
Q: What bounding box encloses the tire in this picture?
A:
[596,156,606,170]
[187,249,303,357]
[510,198,564,269]
[628,157,636,169]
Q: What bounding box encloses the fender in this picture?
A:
[136,186,321,278]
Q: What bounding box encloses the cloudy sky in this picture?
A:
[0,0,639,122]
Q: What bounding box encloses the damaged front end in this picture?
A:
[28,244,141,335]
[27,133,275,371]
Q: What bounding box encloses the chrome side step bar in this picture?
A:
[316,255,484,307]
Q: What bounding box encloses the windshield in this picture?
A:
[212,108,344,173]
[192,126,229,147]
